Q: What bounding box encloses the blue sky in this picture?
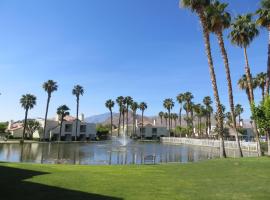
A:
[0,0,266,121]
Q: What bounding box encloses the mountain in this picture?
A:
[85,113,115,123]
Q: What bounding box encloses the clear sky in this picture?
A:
[0,0,266,121]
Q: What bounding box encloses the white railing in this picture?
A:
[161,137,258,152]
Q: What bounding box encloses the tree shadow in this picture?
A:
[0,165,123,200]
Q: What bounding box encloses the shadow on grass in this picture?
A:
[0,165,123,200]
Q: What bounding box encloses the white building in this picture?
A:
[135,122,169,139]
[7,114,96,141]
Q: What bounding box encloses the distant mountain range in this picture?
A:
[85,113,116,123]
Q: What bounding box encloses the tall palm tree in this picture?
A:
[139,102,147,139]
[56,105,70,142]
[180,0,226,158]
[230,14,261,156]
[176,93,185,127]
[42,80,58,141]
[206,1,243,157]
[159,111,164,125]
[164,112,169,129]
[116,96,124,137]
[255,72,267,101]
[72,85,84,141]
[105,99,115,137]
[235,104,244,126]
[131,102,139,137]
[124,96,133,136]
[20,94,37,142]
[163,98,175,132]
[257,0,270,96]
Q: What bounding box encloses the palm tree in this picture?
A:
[124,96,133,136]
[42,80,58,141]
[255,72,267,100]
[105,99,115,137]
[56,105,70,141]
[230,15,261,156]
[203,96,212,135]
[193,104,204,136]
[235,104,244,126]
[163,98,175,132]
[116,96,124,137]
[139,102,147,139]
[20,94,37,142]
[238,74,256,103]
[257,0,270,96]
[72,85,84,141]
[206,1,243,157]
[159,111,164,125]
[164,112,169,129]
[183,92,194,129]
[172,113,178,131]
[176,93,185,127]
[180,0,226,158]
[131,102,139,137]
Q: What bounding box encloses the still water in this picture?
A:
[0,141,221,165]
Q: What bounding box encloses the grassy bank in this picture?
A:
[0,158,270,200]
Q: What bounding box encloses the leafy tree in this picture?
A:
[24,120,41,139]
[72,85,84,141]
[20,94,37,142]
[252,96,270,155]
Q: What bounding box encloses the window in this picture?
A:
[65,124,72,132]
[152,128,157,134]
[80,125,86,133]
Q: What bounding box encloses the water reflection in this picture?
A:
[0,141,257,165]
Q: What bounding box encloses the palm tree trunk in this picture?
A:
[217,31,243,157]
[126,108,129,136]
[59,118,63,142]
[122,111,125,135]
[179,107,182,127]
[244,47,262,156]
[265,27,270,97]
[43,94,51,141]
[132,112,135,137]
[168,110,171,134]
[141,111,144,139]
[75,98,79,141]
[110,110,113,137]
[198,11,226,158]
[118,111,121,137]
[22,108,29,142]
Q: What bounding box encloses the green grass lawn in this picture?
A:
[1,158,270,200]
